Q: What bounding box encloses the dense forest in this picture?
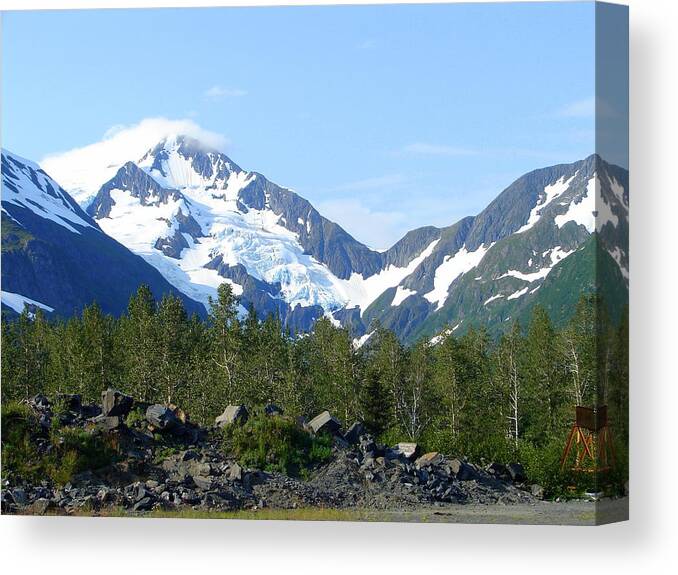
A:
[1,284,628,494]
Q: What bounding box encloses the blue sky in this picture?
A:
[2,2,599,248]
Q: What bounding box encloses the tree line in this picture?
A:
[1,284,628,489]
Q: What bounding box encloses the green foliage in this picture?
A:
[1,283,628,496]
[124,405,147,429]
[224,414,333,477]
[1,401,116,486]
[517,437,598,499]
[1,401,43,482]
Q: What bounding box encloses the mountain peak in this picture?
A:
[2,149,99,236]
[138,134,241,190]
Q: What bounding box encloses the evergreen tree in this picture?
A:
[119,285,158,401]
[522,306,567,443]
[156,293,190,405]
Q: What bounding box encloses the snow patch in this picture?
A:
[338,239,439,313]
[499,246,574,283]
[423,243,490,310]
[555,174,619,233]
[507,287,529,300]
[1,290,54,314]
[353,331,375,349]
[392,286,416,306]
[516,172,577,234]
[484,294,504,305]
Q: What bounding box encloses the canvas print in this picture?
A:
[0,2,628,525]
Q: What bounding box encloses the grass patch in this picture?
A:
[53,506,371,521]
[223,413,333,477]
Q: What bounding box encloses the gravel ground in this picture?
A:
[364,497,629,525]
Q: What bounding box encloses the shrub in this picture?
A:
[49,427,115,484]
[1,401,117,486]
[224,413,333,477]
[1,401,44,483]
[125,406,147,429]
[516,435,625,499]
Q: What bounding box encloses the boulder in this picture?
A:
[392,442,417,460]
[333,435,350,450]
[87,414,122,433]
[228,462,243,482]
[133,497,154,512]
[146,404,179,431]
[507,462,526,483]
[101,388,133,417]
[449,458,476,481]
[308,410,342,435]
[192,475,214,491]
[415,452,444,469]
[264,404,283,416]
[27,498,51,515]
[531,484,545,499]
[30,394,50,410]
[343,422,365,445]
[486,462,509,479]
[215,405,248,428]
[9,488,27,507]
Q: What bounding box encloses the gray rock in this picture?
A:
[87,414,122,433]
[133,497,154,512]
[181,489,200,504]
[9,488,27,506]
[146,404,178,431]
[308,410,342,435]
[215,405,248,428]
[192,475,214,491]
[392,442,417,460]
[264,404,283,416]
[415,452,444,469]
[228,463,243,482]
[101,388,133,417]
[449,458,476,481]
[531,484,545,499]
[343,422,365,445]
[333,435,350,450]
[180,450,199,462]
[97,488,113,503]
[28,498,51,515]
[486,462,509,479]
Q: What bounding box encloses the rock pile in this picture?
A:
[1,394,537,515]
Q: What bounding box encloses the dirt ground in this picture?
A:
[364,497,629,525]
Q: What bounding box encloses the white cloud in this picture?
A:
[316,198,407,250]
[204,85,248,100]
[40,117,229,205]
[401,142,477,157]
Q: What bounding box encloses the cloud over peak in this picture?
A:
[40,117,229,205]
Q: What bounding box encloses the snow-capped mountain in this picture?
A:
[1,150,204,318]
[28,136,628,342]
[358,154,629,342]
